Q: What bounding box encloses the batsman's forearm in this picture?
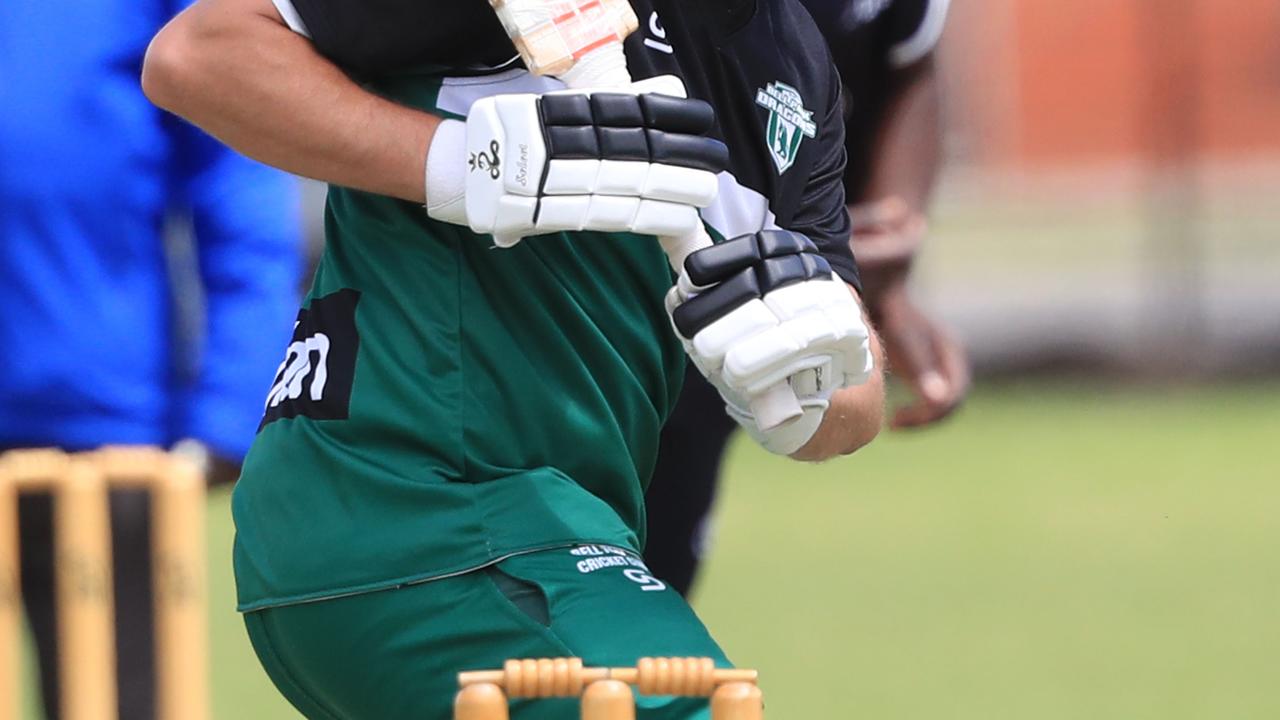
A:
[142,0,437,203]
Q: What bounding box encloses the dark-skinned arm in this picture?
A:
[850,54,970,429]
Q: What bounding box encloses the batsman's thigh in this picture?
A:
[241,546,726,719]
[243,568,570,720]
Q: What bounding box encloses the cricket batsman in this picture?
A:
[142,0,885,716]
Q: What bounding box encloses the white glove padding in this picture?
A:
[666,230,875,455]
[425,75,728,247]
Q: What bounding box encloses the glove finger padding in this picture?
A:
[427,75,729,246]
[723,282,870,394]
[667,230,875,454]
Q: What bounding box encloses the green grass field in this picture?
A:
[21,380,1280,718]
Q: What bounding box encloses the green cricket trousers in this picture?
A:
[244,545,732,719]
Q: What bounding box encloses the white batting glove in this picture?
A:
[667,230,875,455]
[424,76,727,247]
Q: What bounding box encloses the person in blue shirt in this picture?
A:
[0,2,302,717]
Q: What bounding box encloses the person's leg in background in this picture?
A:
[644,366,739,597]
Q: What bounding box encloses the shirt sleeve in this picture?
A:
[268,0,513,74]
[168,117,304,462]
[789,74,862,293]
[886,0,951,68]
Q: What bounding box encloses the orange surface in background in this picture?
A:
[1197,1,1280,154]
[944,0,1280,166]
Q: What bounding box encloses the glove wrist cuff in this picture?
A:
[424,119,467,224]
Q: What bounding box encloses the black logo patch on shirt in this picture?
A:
[259,289,360,430]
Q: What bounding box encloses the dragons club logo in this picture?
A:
[755,81,817,175]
